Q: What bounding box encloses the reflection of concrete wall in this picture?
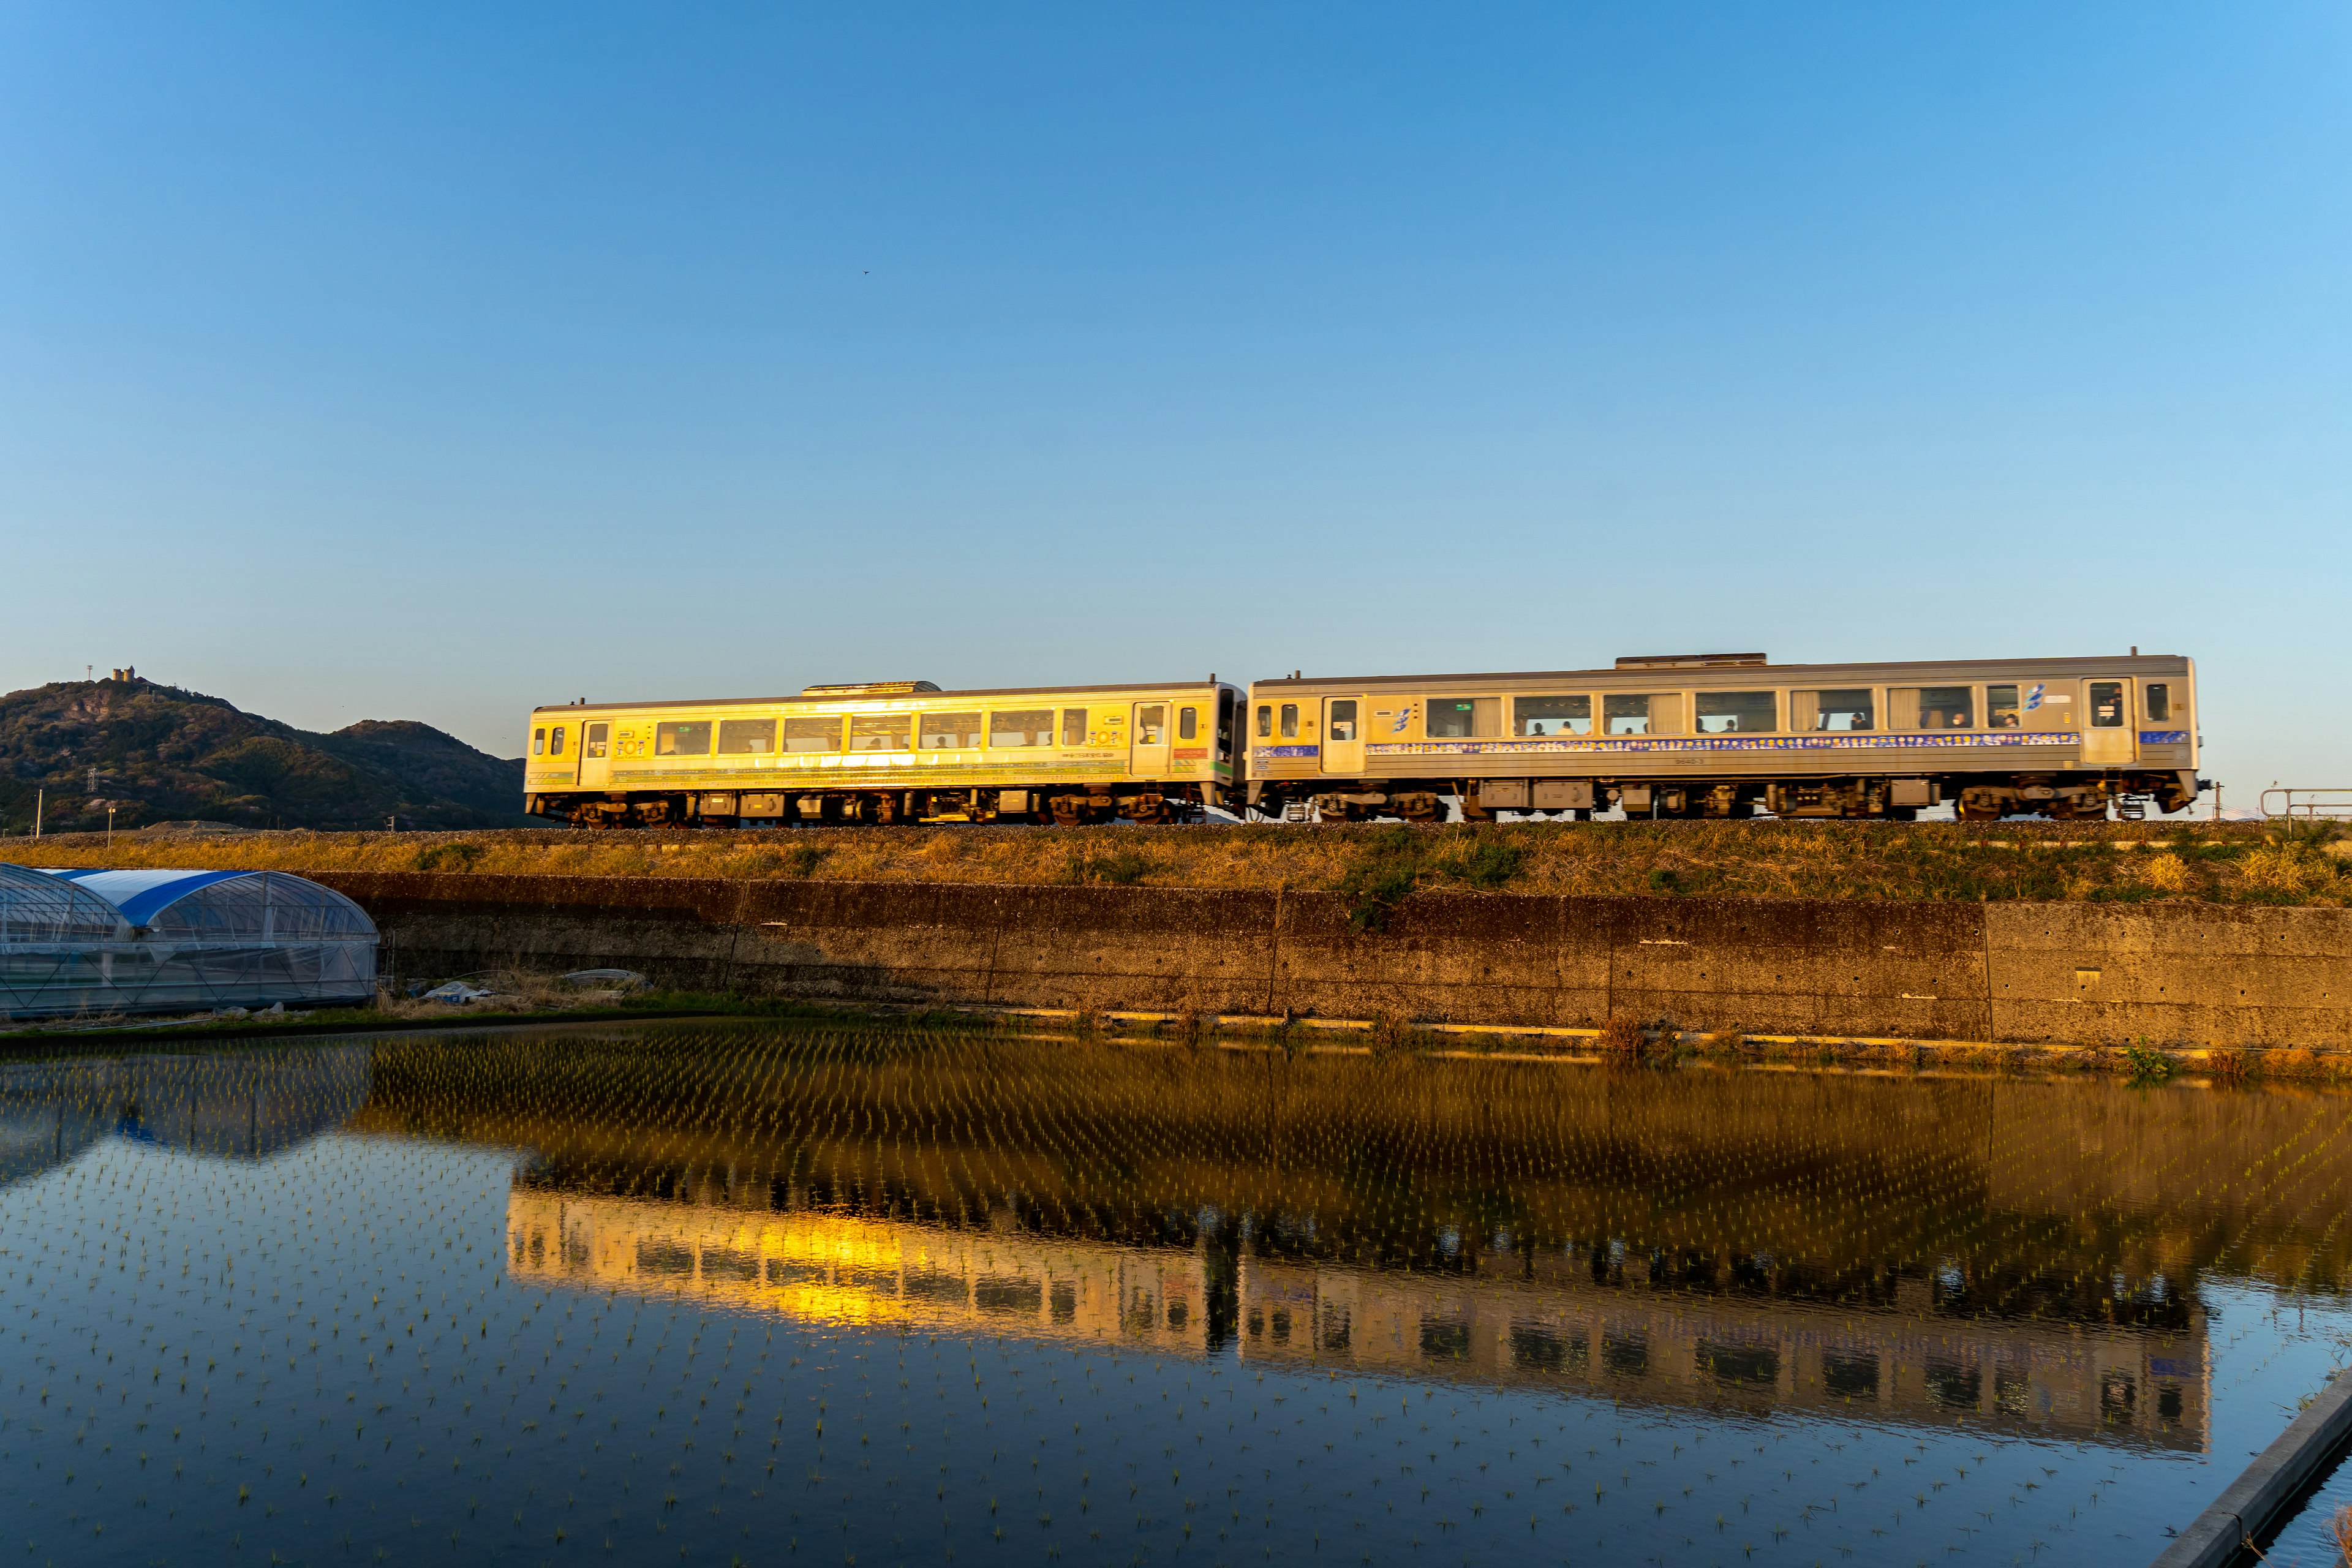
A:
[0,1045,371,1186]
[323,872,2352,1047]
[1239,1254,2206,1451]
[505,1189,2205,1450]
[505,1191,1210,1355]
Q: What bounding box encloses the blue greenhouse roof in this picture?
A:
[48,869,258,927]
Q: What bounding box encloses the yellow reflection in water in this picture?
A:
[508,1188,2206,1450]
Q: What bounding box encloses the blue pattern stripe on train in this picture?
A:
[1359,730,2086,760]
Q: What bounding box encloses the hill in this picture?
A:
[0,676,530,833]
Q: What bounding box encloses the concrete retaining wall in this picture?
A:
[313,873,2352,1049]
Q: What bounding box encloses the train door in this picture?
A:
[578,720,611,789]
[2080,680,2137,767]
[1130,701,1170,778]
[1321,697,1364,775]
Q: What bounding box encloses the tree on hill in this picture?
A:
[0,676,530,834]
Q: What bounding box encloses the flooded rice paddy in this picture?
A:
[4,1022,2352,1567]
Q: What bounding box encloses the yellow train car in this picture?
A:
[525,678,1240,827]
[1246,652,2200,822]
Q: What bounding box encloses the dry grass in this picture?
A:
[3,819,2342,904]
[1597,1011,1648,1060]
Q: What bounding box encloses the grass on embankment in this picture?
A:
[5,819,2347,907]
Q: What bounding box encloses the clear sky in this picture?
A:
[2,4,2346,797]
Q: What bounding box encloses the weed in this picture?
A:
[414,842,484,873]
[1370,1014,1433,1058]
[1453,839,1528,890]
[1063,845,1157,886]
[2122,1041,2175,1084]
[1597,1011,1646,1062]
[1336,826,1536,930]
[1337,827,1427,931]
[2239,831,2341,897]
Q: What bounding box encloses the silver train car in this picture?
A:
[1246,652,2200,821]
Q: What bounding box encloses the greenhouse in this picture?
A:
[0,864,379,1020]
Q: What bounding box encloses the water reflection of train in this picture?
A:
[505,1189,2207,1451]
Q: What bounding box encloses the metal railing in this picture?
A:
[2260,788,2352,820]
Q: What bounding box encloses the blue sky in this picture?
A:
[2,4,2345,795]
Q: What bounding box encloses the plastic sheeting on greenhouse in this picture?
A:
[0,864,379,1020]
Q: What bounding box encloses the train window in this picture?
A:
[1925,687,1973,728]
[2145,684,2171,722]
[1695,691,1777,734]
[718,718,777,754]
[1605,695,1658,736]
[585,723,608,758]
[1515,696,1591,737]
[849,713,911,751]
[1328,699,1358,742]
[920,712,982,748]
[1256,704,1273,739]
[1793,689,1874,731]
[532,728,546,756]
[1277,704,1297,739]
[783,717,841,752]
[1890,687,1973,730]
[655,720,711,756]
[1178,707,1198,741]
[1216,690,1235,761]
[1061,708,1088,746]
[549,725,566,756]
[1139,704,1167,744]
[989,709,1055,747]
[1427,699,1478,739]
[1987,686,2021,728]
[2089,681,2127,728]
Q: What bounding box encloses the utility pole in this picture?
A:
[32,790,42,839]
[107,807,116,850]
